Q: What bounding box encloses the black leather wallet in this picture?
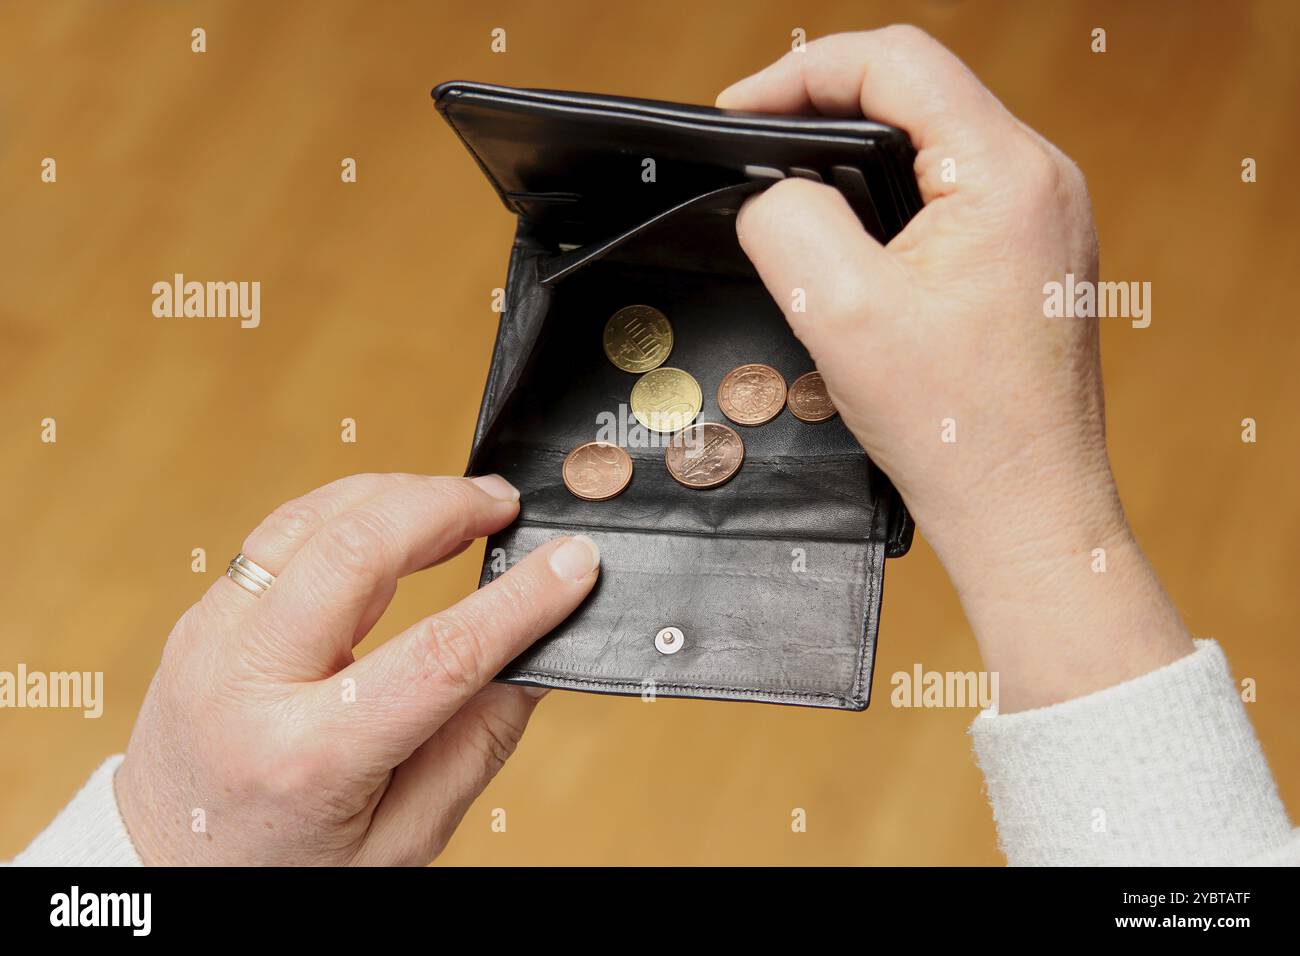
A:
[434,81,921,710]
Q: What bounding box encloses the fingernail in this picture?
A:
[715,86,740,109]
[715,69,767,108]
[471,474,519,502]
[521,685,550,700]
[548,534,600,581]
[715,80,751,108]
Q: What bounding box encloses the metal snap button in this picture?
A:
[655,626,684,655]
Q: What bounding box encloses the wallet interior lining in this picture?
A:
[469,215,888,545]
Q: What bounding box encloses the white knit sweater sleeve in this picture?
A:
[9,755,142,866]
[970,639,1300,865]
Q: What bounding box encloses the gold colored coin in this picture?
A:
[630,367,702,433]
[717,363,787,426]
[664,423,745,489]
[603,305,673,373]
[787,371,837,422]
[562,441,633,501]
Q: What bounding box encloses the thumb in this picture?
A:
[736,177,908,363]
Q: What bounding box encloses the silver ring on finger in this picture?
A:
[226,553,276,597]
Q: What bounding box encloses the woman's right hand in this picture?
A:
[720,27,1193,711]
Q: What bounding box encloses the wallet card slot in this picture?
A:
[536,180,766,285]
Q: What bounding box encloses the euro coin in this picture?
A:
[630,367,701,433]
[664,423,745,489]
[562,441,633,501]
[787,371,837,422]
[717,363,787,426]
[603,305,672,373]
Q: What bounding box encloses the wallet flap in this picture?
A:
[488,523,886,710]
[433,80,918,242]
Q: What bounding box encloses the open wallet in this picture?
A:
[434,81,922,710]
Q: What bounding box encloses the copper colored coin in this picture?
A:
[717,363,787,426]
[787,371,837,422]
[664,423,745,490]
[562,441,633,501]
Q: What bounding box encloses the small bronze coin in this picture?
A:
[603,305,673,373]
[664,422,745,490]
[562,441,633,501]
[787,371,837,423]
[717,363,787,426]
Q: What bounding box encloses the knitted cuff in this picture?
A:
[970,640,1294,866]
[11,755,143,866]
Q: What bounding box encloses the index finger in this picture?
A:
[246,476,521,678]
[316,534,601,771]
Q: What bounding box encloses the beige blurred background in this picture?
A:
[2,0,1297,865]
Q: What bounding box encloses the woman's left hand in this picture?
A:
[115,472,599,865]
